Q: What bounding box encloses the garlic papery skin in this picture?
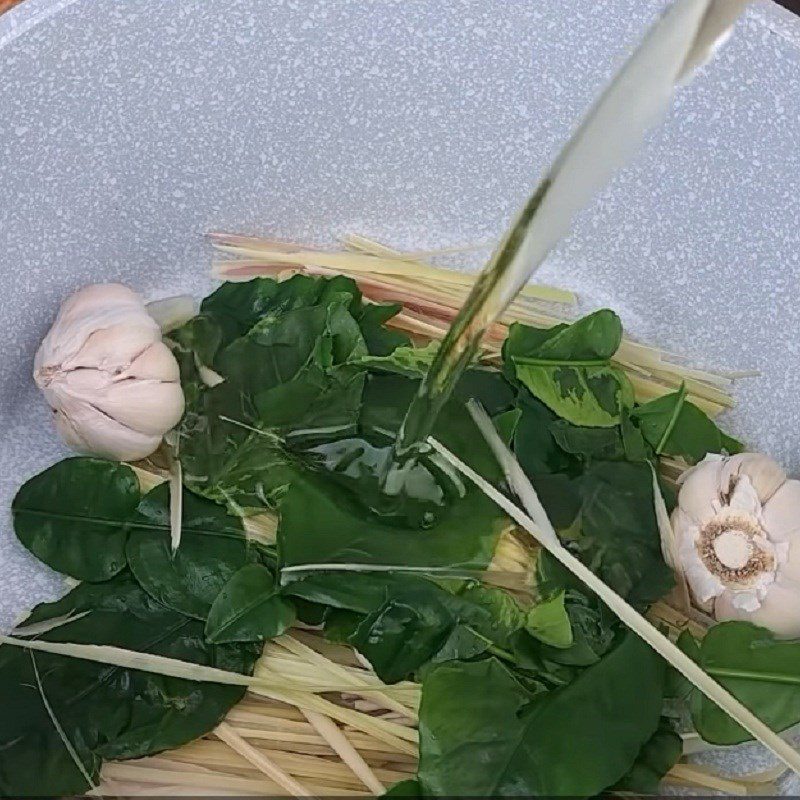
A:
[673,453,800,637]
[34,284,185,461]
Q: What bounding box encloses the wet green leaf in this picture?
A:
[127,484,248,619]
[205,564,296,643]
[13,458,140,582]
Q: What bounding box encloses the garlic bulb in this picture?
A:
[673,453,800,637]
[34,283,185,461]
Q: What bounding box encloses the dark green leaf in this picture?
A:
[535,588,617,667]
[575,461,674,605]
[550,419,626,460]
[451,367,515,416]
[614,718,682,793]
[418,632,665,796]
[282,572,412,615]
[356,302,411,356]
[201,275,335,348]
[127,484,248,619]
[688,621,800,745]
[13,458,140,581]
[206,564,296,643]
[166,314,224,406]
[510,309,623,362]
[350,581,462,683]
[633,386,743,463]
[0,575,257,795]
[493,408,522,445]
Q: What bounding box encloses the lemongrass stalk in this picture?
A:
[272,636,418,718]
[31,654,99,792]
[301,709,385,795]
[100,761,344,797]
[426,432,800,777]
[11,610,90,637]
[215,721,313,797]
[0,635,410,697]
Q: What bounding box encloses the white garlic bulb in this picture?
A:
[34,283,185,461]
[673,452,800,637]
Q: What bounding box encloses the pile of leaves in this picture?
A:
[2,274,795,798]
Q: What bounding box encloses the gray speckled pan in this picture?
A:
[2,0,800,789]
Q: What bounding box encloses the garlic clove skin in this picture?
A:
[763,480,800,584]
[35,283,186,462]
[675,455,724,524]
[714,579,800,639]
[53,370,184,437]
[721,453,786,505]
[35,285,160,373]
[118,341,181,382]
[64,322,162,372]
[53,398,163,462]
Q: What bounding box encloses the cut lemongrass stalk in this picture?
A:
[274,636,418,719]
[466,400,559,549]
[197,361,225,388]
[164,431,183,554]
[100,762,328,797]
[11,610,90,637]
[341,232,493,259]
[301,710,385,795]
[427,430,800,777]
[129,463,167,493]
[650,464,691,613]
[211,245,575,305]
[31,654,99,793]
[246,687,418,754]
[215,721,313,797]
[0,634,409,697]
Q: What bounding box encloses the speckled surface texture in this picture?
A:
[1,0,799,788]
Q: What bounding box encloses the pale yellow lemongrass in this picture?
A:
[129,464,167,493]
[274,635,419,719]
[300,710,385,795]
[341,232,493,260]
[173,737,412,786]
[243,512,278,544]
[0,634,409,698]
[100,761,357,797]
[426,434,800,778]
[165,433,183,554]
[229,724,417,759]
[30,654,99,793]
[247,686,418,755]
[212,241,574,305]
[11,610,90,637]
[651,465,691,613]
[338,233,569,305]
[214,721,313,797]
